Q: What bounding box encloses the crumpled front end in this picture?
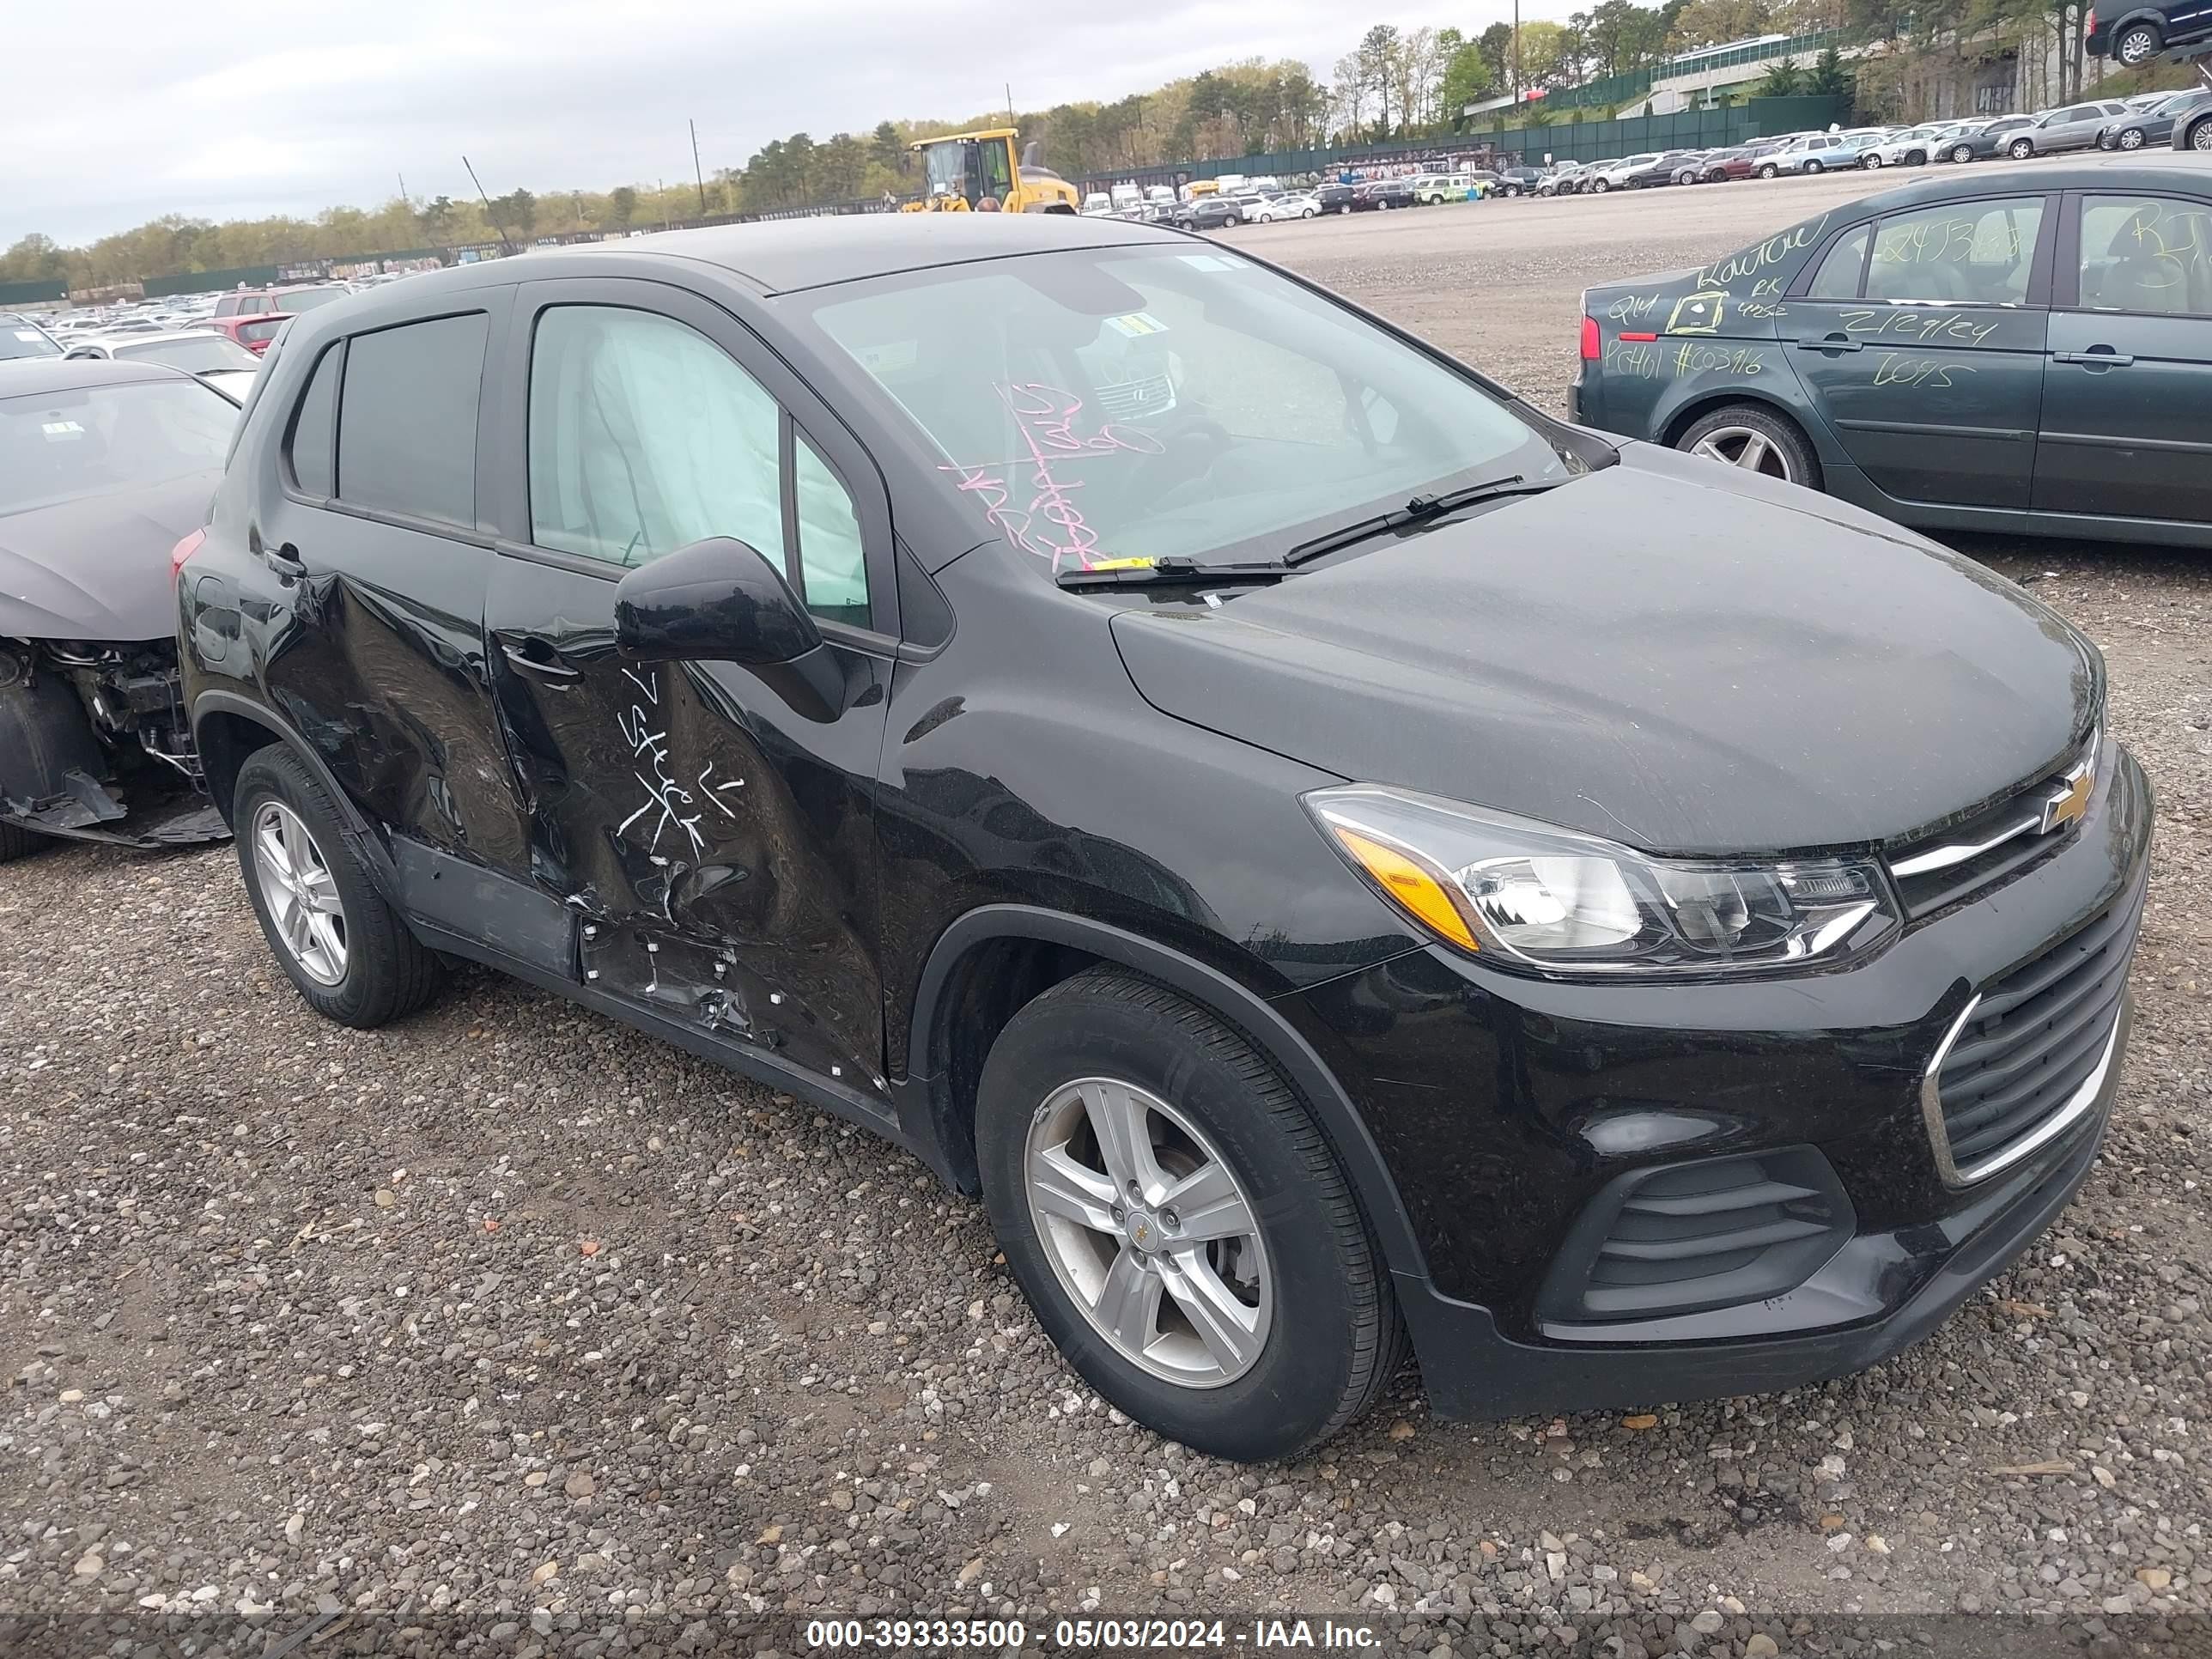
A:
[0,637,228,848]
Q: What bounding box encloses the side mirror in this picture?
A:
[614,537,819,665]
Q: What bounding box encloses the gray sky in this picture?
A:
[4,0,1566,248]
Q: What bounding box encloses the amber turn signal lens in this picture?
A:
[1328,825,1479,951]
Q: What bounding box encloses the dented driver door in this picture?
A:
[478,276,899,1110]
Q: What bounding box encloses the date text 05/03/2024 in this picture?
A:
[800,1617,1382,1650]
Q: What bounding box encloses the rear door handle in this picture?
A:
[2051,349,2134,368]
[501,641,580,679]
[1795,334,1863,352]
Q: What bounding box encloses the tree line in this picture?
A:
[0,0,2147,290]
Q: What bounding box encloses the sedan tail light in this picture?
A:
[170,528,207,585]
[1579,315,1601,361]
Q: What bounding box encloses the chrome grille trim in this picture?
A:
[1921,998,2122,1188]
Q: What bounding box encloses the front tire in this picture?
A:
[2008,137,2034,160]
[1757,162,1779,179]
[1804,158,1825,174]
[0,818,40,864]
[976,969,1404,1462]
[234,747,443,1028]
[2116,20,2163,63]
[1592,177,1611,193]
[1952,143,1975,162]
[1861,152,1883,168]
[2194,118,2212,151]
[1678,404,1822,490]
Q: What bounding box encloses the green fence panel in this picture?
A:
[1483,96,1844,165]
[143,265,281,298]
[0,278,65,306]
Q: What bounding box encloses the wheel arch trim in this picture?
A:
[191,690,398,896]
[1657,384,1827,461]
[904,903,1431,1282]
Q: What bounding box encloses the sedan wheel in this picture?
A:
[1694,427,1785,477]
[2119,127,2146,150]
[1862,152,1883,168]
[1953,143,1975,162]
[2008,138,2034,160]
[252,800,349,988]
[1592,178,1610,193]
[2197,120,2212,151]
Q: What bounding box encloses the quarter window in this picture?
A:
[287,344,340,496]
[1807,226,1871,299]
[335,312,487,526]
[793,437,870,626]
[2077,195,2212,317]
[1867,197,2044,306]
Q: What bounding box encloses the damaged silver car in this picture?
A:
[0,358,233,860]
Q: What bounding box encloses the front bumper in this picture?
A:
[1281,739,2151,1417]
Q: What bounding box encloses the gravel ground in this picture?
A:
[5,175,2211,1656]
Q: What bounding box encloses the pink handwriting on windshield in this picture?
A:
[940,383,1164,570]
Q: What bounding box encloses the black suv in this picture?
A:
[2088,0,2212,63]
[1312,182,1359,214]
[179,215,2147,1462]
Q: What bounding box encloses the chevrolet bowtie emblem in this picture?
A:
[2040,769,2093,834]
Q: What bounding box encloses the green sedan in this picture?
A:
[1568,156,2212,547]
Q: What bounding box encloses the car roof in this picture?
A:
[0,356,198,398]
[1844,155,2212,215]
[89,329,232,349]
[505,213,1185,296]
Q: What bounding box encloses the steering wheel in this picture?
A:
[1125,416,1234,497]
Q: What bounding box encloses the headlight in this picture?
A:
[1306,785,1899,979]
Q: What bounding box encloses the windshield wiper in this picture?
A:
[1056,556,1293,589]
[1284,473,1554,565]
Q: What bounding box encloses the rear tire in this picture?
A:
[0,818,40,865]
[1677,404,1822,490]
[233,747,443,1029]
[976,968,1405,1462]
[2116,20,2163,63]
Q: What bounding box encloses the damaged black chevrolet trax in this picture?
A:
[179,216,2149,1462]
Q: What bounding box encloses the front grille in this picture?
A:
[1888,734,2095,921]
[1928,885,2141,1183]
[1540,1148,1853,1324]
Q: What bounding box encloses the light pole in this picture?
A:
[1513,0,1523,101]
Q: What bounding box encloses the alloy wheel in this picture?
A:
[2118,26,2160,63]
[1863,152,1883,167]
[1805,160,1824,173]
[1690,424,1796,482]
[2119,128,2145,149]
[252,800,348,986]
[1023,1077,1273,1389]
[2009,139,2033,160]
[2194,121,2212,151]
[1953,145,1974,162]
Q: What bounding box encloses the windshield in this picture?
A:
[116,335,260,373]
[922,141,973,202]
[0,379,234,515]
[3,323,62,361]
[803,246,1571,574]
[276,286,347,313]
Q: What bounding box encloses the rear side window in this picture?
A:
[287,344,341,496]
[240,319,287,343]
[2078,195,2212,317]
[1868,198,2044,305]
[336,312,486,526]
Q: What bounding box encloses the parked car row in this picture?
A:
[1534,92,2212,204]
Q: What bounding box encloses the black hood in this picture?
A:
[0,471,217,641]
[1110,444,2097,856]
